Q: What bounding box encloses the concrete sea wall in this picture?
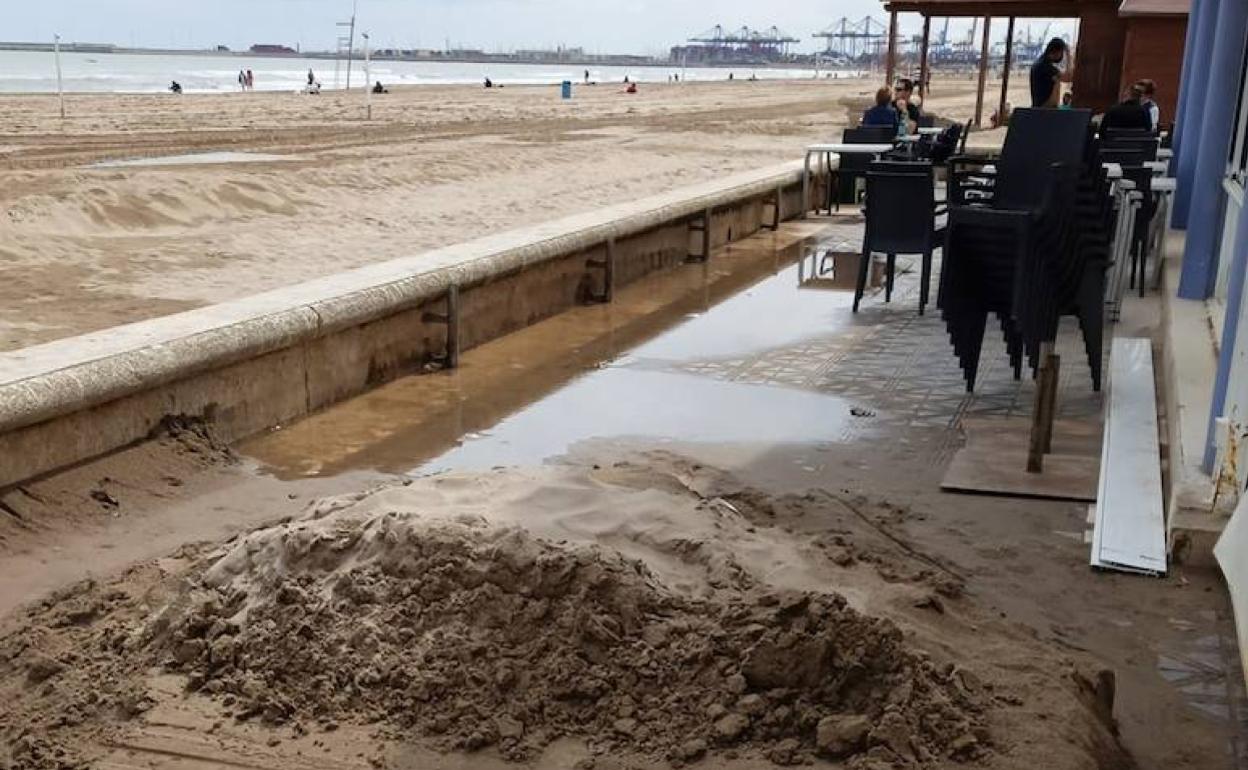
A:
[0,161,819,488]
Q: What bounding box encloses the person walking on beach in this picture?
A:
[308,68,315,87]
[246,70,254,90]
[238,70,246,91]
[1029,38,1067,108]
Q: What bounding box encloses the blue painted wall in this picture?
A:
[1176,0,1248,299]
[1205,201,1248,469]
[1173,0,1219,229]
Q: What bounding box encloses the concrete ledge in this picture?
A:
[0,161,817,489]
[1158,232,1226,565]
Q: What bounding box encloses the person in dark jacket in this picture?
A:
[1101,83,1153,132]
[862,87,900,132]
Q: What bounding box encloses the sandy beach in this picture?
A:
[0,76,1024,352]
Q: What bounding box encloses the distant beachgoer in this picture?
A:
[308,69,315,87]
[484,77,494,88]
[748,73,758,82]
[584,69,590,84]
[238,70,246,91]
[626,82,638,94]
[246,69,254,90]
[372,81,388,94]
[169,81,183,94]
[306,81,322,95]
[624,75,630,84]
[728,72,734,81]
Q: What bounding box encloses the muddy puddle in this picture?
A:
[242,221,883,478]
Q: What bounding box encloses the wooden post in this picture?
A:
[1026,342,1061,473]
[886,10,899,86]
[998,17,1016,127]
[919,16,932,100]
[974,16,993,127]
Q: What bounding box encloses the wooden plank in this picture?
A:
[943,416,1101,501]
[1090,338,1166,575]
[942,444,1100,501]
[1027,342,1059,472]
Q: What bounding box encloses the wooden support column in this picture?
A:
[1026,341,1061,473]
[998,16,1016,126]
[973,16,992,127]
[918,15,932,100]
[885,10,899,86]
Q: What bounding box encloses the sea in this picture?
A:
[0,50,859,94]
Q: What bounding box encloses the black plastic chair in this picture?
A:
[827,126,897,211]
[1100,136,1158,161]
[855,164,947,315]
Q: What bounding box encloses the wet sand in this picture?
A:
[0,75,1023,352]
[0,222,1238,770]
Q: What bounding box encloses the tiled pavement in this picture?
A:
[659,217,1106,465]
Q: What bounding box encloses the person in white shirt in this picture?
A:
[1137,79,1161,132]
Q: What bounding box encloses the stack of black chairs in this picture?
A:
[938,108,1101,391]
[1100,128,1162,296]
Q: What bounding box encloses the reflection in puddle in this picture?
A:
[242,221,874,478]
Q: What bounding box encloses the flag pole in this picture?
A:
[54,34,65,119]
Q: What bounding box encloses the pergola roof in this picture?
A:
[1118,0,1189,15]
[882,0,1114,16]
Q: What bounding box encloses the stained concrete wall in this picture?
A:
[0,163,814,489]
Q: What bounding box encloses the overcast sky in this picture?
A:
[6,1,1068,56]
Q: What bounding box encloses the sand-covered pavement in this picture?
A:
[0,76,1021,352]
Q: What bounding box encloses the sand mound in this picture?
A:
[140,510,988,767]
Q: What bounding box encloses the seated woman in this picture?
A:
[862,87,900,133]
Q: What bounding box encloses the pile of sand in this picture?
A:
[137,510,988,767]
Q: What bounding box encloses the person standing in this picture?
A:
[308,68,315,87]
[246,69,254,90]
[1029,38,1068,108]
[238,69,246,91]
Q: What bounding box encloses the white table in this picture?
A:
[802,143,896,217]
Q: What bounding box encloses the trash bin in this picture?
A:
[561,80,572,99]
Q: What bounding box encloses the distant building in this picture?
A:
[216,45,230,52]
[249,44,297,55]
